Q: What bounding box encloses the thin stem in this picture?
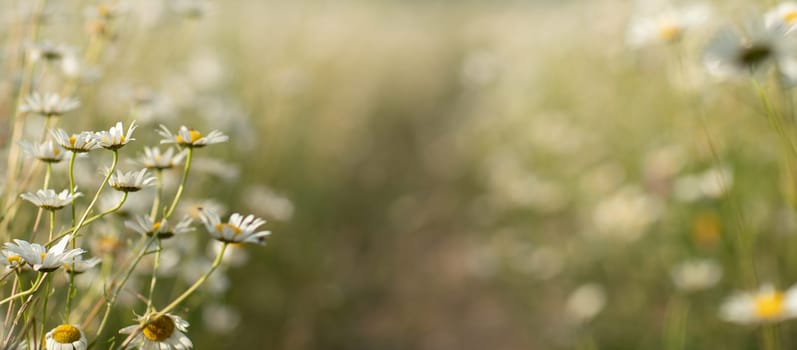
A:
[150,170,163,221]
[0,272,46,307]
[69,151,78,228]
[164,147,193,220]
[39,274,52,349]
[146,239,162,313]
[48,210,55,242]
[43,192,127,248]
[72,150,118,242]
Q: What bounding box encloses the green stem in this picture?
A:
[69,151,78,228]
[39,274,52,349]
[43,192,126,248]
[48,210,55,242]
[146,239,162,313]
[156,242,226,317]
[150,170,163,221]
[164,147,193,220]
[0,273,46,307]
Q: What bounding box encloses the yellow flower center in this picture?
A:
[176,129,202,144]
[52,324,82,343]
[6,255,21,265]
[68,135,77,146]
[142,316,175,342]
[40,252,47,262]
[784,10,797,24]
[657,23,683,43]
[53,147,61,155]
[216,223,242,235]
[152,221,163,232]
[754,291,785,319]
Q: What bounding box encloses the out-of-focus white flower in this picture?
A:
[20,189,81,210]
[565,283,607,323]
[139,147,186,170]
[5,236,85,272]
[19,140,65,163]
[63,256,101,274]
[670,259,722,291]
[198,209,271,245]
[243,185,295,221]
[52,129,99,153]
[108,168,155,192]
[45,324,87,350]
[158,125,228,148]
[721,284,797,324]
[207,241,247,267]
[125,215,193,239]
[590,186,663,242]
[704,22,797,83]
[94,121,136,150]
[180,199,226,221]
[627,3,711,47]
[202,303,240,334]
[119,314,192,349]
[20,92,79,117]
[674,166,733,202]
[766,3,797,33]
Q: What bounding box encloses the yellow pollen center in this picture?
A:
[658,23,683,43]
[216,223,242,235]
[784,11,797,24]
[152,221,163,231]
[120,135,126,143]
[40,252,47,262]
[176,129,202,144]
[53,147,60,155]
[68,135,77,146]
[52,324,82,343]
[754,291,785,319]
[6,255,21,265]
[142,316,175,341]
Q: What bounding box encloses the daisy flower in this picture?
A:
[198,209,271,245]
[5,236,85,272]
[766,2,797,33]
[627,3,711,47]
[94,121,137,150]
[63,256,101,274]
[19,140,65,163]
[703,22,797,83]
[158,125,228,148]
[119,314,193,350]
[45,324,87,350]
[52,129,100,153]
[720,284,797,324]
[20,189,82,210]
[139,146,186,170]
[19,92,80,117]
[125,215,194,239]
[0,249,25,270]
[109,168,156,192]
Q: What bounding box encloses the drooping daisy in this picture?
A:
[19,140,65,163]
[125,215,194,239]
[45,324,87,350]
[19,92,80,117]
[20,189,82,210]
[198,209,271,245]
[627,3,712,47]
[94,121,137,150]
[5,236,85,272]
[63,256,101,274]
[139,146,186,170]
[720,284,797,324]
[108,168,156,192]
[765,2,797,33]
[158,125,228,148]
[52,129,100,153]
[0,249,25,270]
[119,314,193,349]
[703,22,797,81]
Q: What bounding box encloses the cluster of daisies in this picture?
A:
[628,2,797,326]
[3,118,272,349]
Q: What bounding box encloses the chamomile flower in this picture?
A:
[198,209,271,245]
[139,146,186,170]
[45,324,87,350]
[19,140,65,163]
[108,168,155,192]
[158,125,228,148]
[766,2,797,33]
[20,189,82,210]
[720,284,797,324]
[52,129,100,153]
[627,3,711,47]
[5,236,85,272]
[125,215,194,239]
[94,121,137,150]
[63,256,101,274]
[19,92,80,117]
[119,314,193,350]
[0,249,24,270]
[703,22,797,82]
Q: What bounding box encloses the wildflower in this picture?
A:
[52,129,99,153]
[119,314,193,349]
[20,189,82,210]
[565,283,607,323]
[45,324,87,350]
[0,249,25,270]
[720,284,797,324]
[198,209,271,245]
[19,140,65,163]
[19,92,80,117]
[63,256,101,274]
[765,2,797,33]
[94,121,137,150]
[158,125,228,148]
[627,3,711,47]
[703,22,797,82]
[125,215,193,239]
[109,168,155,192]
[139,147,186,170]
[670,259,722,292]
[5,236,85,272]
